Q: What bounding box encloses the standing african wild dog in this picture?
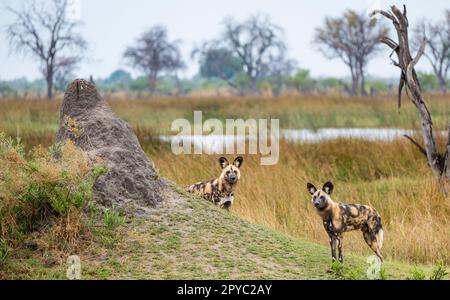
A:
[187,157,243,210]
[307,181,384,263]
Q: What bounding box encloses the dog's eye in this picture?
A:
[320,196,325,201]
[226,171,230,174]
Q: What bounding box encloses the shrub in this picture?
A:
[0,133,108,255]
[0,239,9,264]
[86,202,126,248]
[103,207,126,231]
[429,261,449,280]
[409,266,426,280]
[330,261,345,278]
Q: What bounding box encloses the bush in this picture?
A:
[103,207,126,231]
[0,133,107,254]
[409,266,426,280]
[0,239,9,264]
[429,261,449,280]
[330,261,345,278]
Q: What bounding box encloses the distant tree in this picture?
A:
[414,11,450,94]
[314,10,389,96]
[0,82,19,98]
[416,72,440,92]
[123,26,185,95]
[129,76,149,93]
[54,57,77,92]
[93,70,132,92]
[6,0,87,99]
[107,70,132,84]
[101,70,132,90]
[192,44,242,89]
[156,75,193,97]
[288,69,316,93]
[315,77,347,94]
[234,72,253,96]
[265,56,297,96]
[221,15,288,92]
[366,79,389,95]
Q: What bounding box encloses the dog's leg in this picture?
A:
[337,235,344,263]
[371,231,384,263]
[374,244,384,263]
[363,228,384,263]
[329,236,338,263]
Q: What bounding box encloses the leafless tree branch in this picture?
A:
[373,5,449,180]
[412,10,450,94]
[6,0,87,99]
[403,135,428,157]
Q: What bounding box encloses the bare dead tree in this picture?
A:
[124,26,185,95]
[221,15,287,93]
[6,0,87,99]
[371,5,450,180]
[265,54,298,96]
[314,10,389,96]
[54,57,78,92]
[413,11,450,94]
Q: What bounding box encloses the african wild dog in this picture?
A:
[187,157,243,210]
[307,181,384,263]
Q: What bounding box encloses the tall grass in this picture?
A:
[1,95,449,149]
[0,95,449,264]
[0,134,107,258]
[150,138,450,265]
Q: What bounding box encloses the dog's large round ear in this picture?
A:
[323,181,334,195]
[219,157,230,169]
[307,183,317,195]
[233,156,244,168]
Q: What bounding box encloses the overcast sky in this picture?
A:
[0,0,448,81]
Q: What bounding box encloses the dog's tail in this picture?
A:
[374,213,384,249]
[376,228,384,249]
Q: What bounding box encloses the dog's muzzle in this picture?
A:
[227,176,237,184]
[314,200,326,209]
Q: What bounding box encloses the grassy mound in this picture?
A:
[1,184,444,280]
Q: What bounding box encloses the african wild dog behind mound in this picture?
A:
[187,157,243,210]
[307,181,384,263]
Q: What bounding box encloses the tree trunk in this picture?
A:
[44,60,55,100]
[444,124,450,178]
[46,75,54,100]
[359,66,367,96]
[148,72,158,95]
[372,5,450,180]
[349,68,359,96]
[250,78,258,96]
[438,76,448,95]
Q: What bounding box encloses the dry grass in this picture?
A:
[1,94,449,147]
[151,138,450,265]
[0,136,106,260]
[0,95,449,265]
